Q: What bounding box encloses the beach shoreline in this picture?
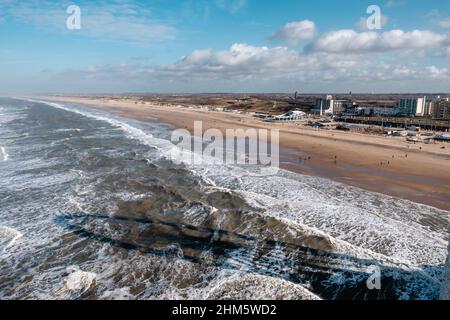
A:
[39,95,450,211]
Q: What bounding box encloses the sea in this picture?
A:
[0,97,448,300]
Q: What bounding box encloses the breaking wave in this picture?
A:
[0,147,7,161]
[0,225,22,252]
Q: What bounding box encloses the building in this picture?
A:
[415,97,427,116]
[431,99,450,120]
[399,97,426,116]
[314,95,350,116]
[332,100,350,114]
[372,107,400,116]
[424,101,434,116]
[353,106,399,116]
[315,95,333,116]
[398,97,426,116]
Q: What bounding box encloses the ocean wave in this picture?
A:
[0,225,23,252]
[20,98,449,266]
[0,108,27,125]
[8,97,447,300]
[64,266,96,292]
[0,147,8,161]
[17,98,263,178]
[22,99,176,157]
[204,273,321,300]
[46,266,98,300]
[54,128,83,133]
[210,170,449,266]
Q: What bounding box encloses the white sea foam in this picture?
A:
[23,99,176,156]
[201,165,448,264]
[204,273,322,300]
[0,147,8,161]
[0,225,23,252]
[64,266,96,292]
[19,99,230,171]
[0,109,27,125]
[54,128,83,133]
[99,287,133,300]
[45,266,98,299]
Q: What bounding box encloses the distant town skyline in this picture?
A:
[1,0,450,93]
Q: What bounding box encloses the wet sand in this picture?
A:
[43,96,450,211]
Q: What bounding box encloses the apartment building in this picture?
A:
[399,97,426,116]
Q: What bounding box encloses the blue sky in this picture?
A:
[1,0,450,93]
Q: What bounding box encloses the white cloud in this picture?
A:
[158,44,308,79]
[2,0,176,46]
[55,43,362,83]
[442,47,450,56]
[52,52,450,93]
[269,20,316,47]
[439,17,450,29]
[2,1,450,92]
[51,41,450,87]
[21,47,450,93]
[432,46,450,57]
[306,29,448,53]
[426,65,449,79]
[137,43,450,87]
[425,10,450,29]
[151,43,372,84]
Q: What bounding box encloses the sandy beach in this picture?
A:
[43,96,450,211]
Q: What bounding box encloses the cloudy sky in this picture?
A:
[1,0,450,93]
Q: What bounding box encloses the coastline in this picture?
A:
[40,95,450,211]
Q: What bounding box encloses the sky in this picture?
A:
[1,0,450,93]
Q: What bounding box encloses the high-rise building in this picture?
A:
[431,99,450,120]
[399,97,426,116]
[415,97,428,116]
